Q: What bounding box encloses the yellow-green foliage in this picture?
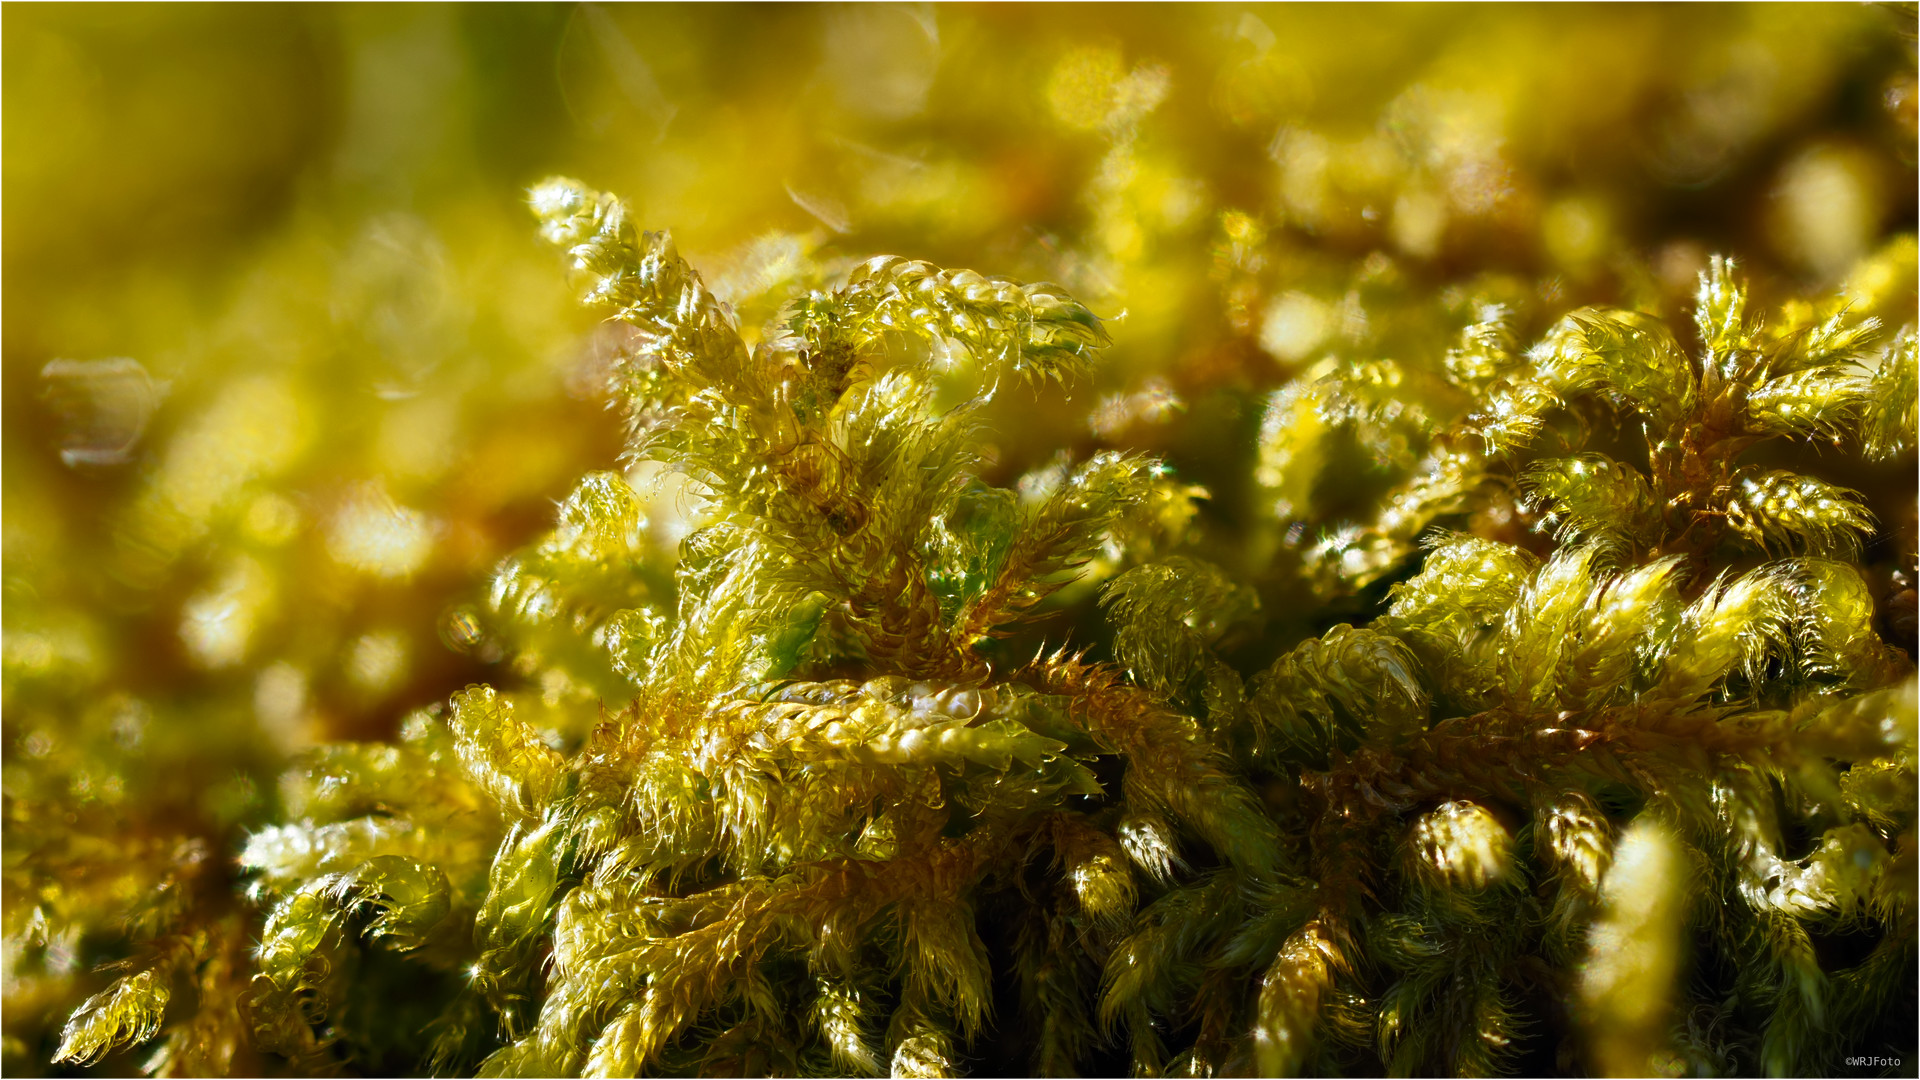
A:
[43,178,1908,1078]
[5,8,1916,1077]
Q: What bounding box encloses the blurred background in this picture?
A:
[4,4,1915,1073]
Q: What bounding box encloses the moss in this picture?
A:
[6,7,1916,1078]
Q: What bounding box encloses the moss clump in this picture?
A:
[43,177,1913,1078]
[6,8,1915,1078]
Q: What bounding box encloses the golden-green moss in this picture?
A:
[5,7,1916,1078]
